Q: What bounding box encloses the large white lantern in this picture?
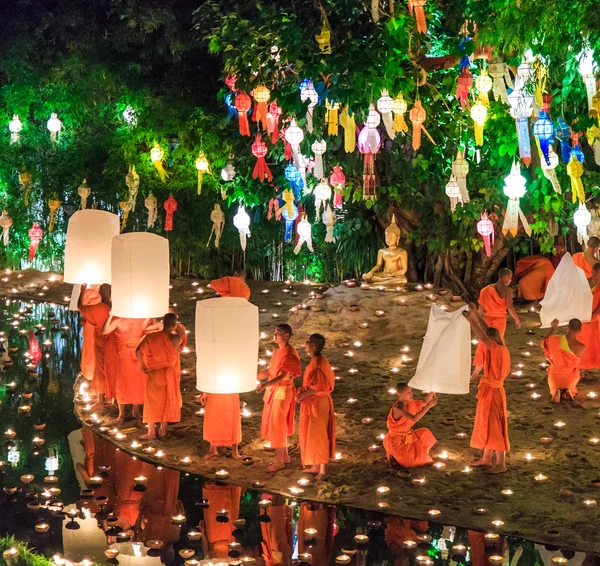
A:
[196,297,259,394]
[111,232,170,318]
[64,210,120,285]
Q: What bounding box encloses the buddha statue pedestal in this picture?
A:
[362,215,408,286]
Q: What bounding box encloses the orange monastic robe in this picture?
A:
[515,256,555,301]
[113,448,144,529]
[202,483,241,558]
[210,276,251,300]
[298,355,336,466]
[577,284,600,369]
[139,332,182,423]
[114,318,148,405]
[260,499,292,565]
[261,345,302,448]
[473,285,508,367]
[297,503,336,566]
[383,399,437,467]
[471,340,510,452]
[573,252,594,278]
[542,335,581,398]
[81,318,95,381]
[80,293,117,399]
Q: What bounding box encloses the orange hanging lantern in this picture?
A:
[410,0,428,34]
[234,92,252,136]
[409,100,427,150]
[253,85,270,130]
[164,194,178,231]
[28,222,42,261]
[251,135,272,182]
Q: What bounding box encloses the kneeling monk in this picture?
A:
[542,318,585,403]
[136,313,184,439]
[297,333,336,480]
[383,383,437,468]
[463,305,510,474]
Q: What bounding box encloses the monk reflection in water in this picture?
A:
[463,305,510,474]
[298,502,336,566]
[260,494,292,565]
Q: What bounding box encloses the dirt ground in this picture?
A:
[4,269,600,553]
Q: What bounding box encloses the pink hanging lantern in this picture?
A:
[225,74,237,91]
[164,194,178,231]
[234,92,252,136]
[456,67,473,110]
[28,222,42,261]
[358,125,381,201]
[252,135,273,182]
[477,213,494,257]
[267,101,282,143]
[330,165,346,208]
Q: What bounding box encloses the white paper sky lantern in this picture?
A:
[196,297,259,394]
[64,210,120,285]
[111,232,170,318]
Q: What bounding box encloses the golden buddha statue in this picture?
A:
[362,215,408,284]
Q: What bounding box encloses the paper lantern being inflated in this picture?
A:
[64,210,120,285]
[111,232,170,318]
[196,297,259,394]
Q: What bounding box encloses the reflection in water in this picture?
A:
[0,299,598,565]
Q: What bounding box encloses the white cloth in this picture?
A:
[69,283,81,311]
[539,252,592,327]
[409,304,471,394]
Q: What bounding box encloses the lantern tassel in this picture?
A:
[313,154,324,180]
[339,107,357,153]
[516,118,532,166]
[542,168,562,194]
[474,122,484,147]
[412,124,422,150]
[326,103,339,136]
[153,159,168,183]
[414,4,427,33]
[393,114,408,133]
[252,157,273,182]
[238,113,250,136]
[362,153,376,201]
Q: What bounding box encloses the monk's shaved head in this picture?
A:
[163,312,178,331]
[498,268,512,278]
[396,382,411,393]
[276,324,293,338]
[307,333,325,355]
[568,319,582,331]
[588,236,600,249]
[234,270,247,280]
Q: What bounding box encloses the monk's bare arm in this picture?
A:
[101,315,120,335]
[544,319,559,340]
[257,369,270,380]
[264,370,294,387]
[464,307,493,348]
[506,288,521,328]
[170,333,183,349]
[391,398,437,423]
[135,344,148,373]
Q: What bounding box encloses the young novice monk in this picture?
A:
[382,383,437,468]
[297,333,336,480]
[463,304,510,474]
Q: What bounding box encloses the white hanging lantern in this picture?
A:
[285,119,304,167]
[376,89,395,139]
[46,113,62,143]
[221,162,236,182]
[451,150,470,204]
[540,149,562,194]
[578,48,597,113]
[64,210,120,285]
[294,215,313,254]
[311,140,327,179]
[125,166,140,211]
[77,179,91,209]
[195,297,259,394]
[207,203,225,248]
[445,175,462,212]
[8,115,22,144]
[300,81,319,132]
[574,203,592,245]
[323,204,336,243]
[145,193,158,229]
[233,206,251,252]
[313,180,332,221]
[0,210,12,246]
[502,161,530,237]
[508,89,534,165]
[111,232,170,318]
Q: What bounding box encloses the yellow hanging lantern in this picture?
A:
[150,143,168,182]
[392,94,408,133]
[325,100,340,136]
[282,188,295,218]
[119,201,131,232]
[195,152,210,195]
[470,100,487,147]
[315,24,331,54]
[567,155,585,204]
[48,194,61,232]
[19,170,32,206]
[339,106,356,153]
[253,85,270,130]
[475,71,493,106]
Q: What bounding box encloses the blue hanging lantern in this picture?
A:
[225,94,238,123]
[280,203,298,242]
[570,144,585,164]
[532,111,554,166]
[167,135,180,167]
[555,118,572,163]
[285,163,304,200]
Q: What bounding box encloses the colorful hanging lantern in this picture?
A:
[515,52,534,91]
[311,139,327,179]
[392,94,408,134]
[253,85,270,130]
[119,201,131,232]
[325,100,340,137]
[19,170,32,206]
[475,71,493,106]
[574,203,592,245]
[502,161,530,237]
[532,111,554,166]
[285,119,304,167]
[145,193,158,229]
[555,118,572,163]
[225,74,237,91]
[300,80,319,133]
[0,210,12,246]
[48,194,61,232]
[195,152,210,194]
[78,179,91,210]
[339,106,356,153]
[409,0,428,34]
[358,113,381,201]
[451,150,470,204]
[251,135,272,182]
[567,155,585,204]
[266,102,282,143]
[125,166,140,211]
[28,222,42,261]
[330,165,346,208]
[477,213,494,257]
[281,202,298,242]
[46,113,62,143]
[284,163,304,200]
[282,188,295,219]
[456,67,473,110]
[313,180,332,221]
[409,100,427,150]
[445,175,462,212]
[540,149,562,194]
[221,161,236,182]
[224,93,237,123]
[233,206,251,252]
[167,136,180,167]
[578,48,597,113]
[587,125,600,165]
[294,215,313,254]
[570,138,585,164]
[234,92,252,136]
[470,100,487,146]
[488,58,510,104]
[8,115,22,144]
[164,194,178,231]
[207,203,225,248]
[315,24,331,54]
[508,89,533,165]
[377,89,395,139]
[323,204,336,243]
[122,105,137,127]
[150,143,168,182]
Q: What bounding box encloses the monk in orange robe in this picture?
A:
[572,236,600,278]
[260,495,293,565]
[471,269,520,381]
[200,483,241,559]
[78,284,117,409]
[200,275,251,461]
[542,318,585,403]
[514,255,555,301]
[464,305,510,474]
[383,383,437,468]
[297,333,336,479]
[297,502,336,566]
[210,270,251,300]
[257,324,302,472]
[576,263,600,370]
[136,313,184,439]
[102,315,151,424]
